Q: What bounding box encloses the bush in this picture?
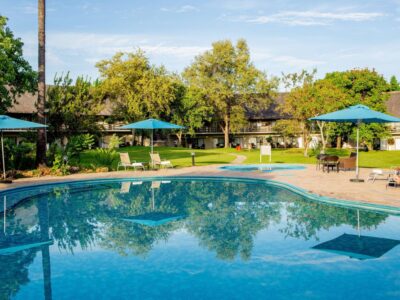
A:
[93,148,118,170]
[51,153,70,176]
[3,140,35,171]
[108,134,121,150]
[66,134,96,160]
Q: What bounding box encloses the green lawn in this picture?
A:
[77,146,400,170]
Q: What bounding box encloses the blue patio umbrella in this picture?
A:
[309,105,400,182]
[0,115,47,181]
[120,118,184,154]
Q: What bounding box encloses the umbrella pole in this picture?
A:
[350,122,364,182]
[1,131,5,180]
[151,130,153,154]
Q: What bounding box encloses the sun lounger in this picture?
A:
[150,152,173,169]
[368,169,395,183]
[117,153,145,171]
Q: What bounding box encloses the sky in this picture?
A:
[2,0,400,86]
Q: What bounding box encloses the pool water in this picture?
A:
[219,164,306,172]
[1,178,400,299]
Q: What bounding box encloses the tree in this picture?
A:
[183,39,277,148]
[36,0,47,165]
[170,82,213,145]
[272,119,301,148]
[279,70,348,155]
[46,73,104,143]
[0,16,37,113]
[389,75,400,91]
[96,51,178,122]
[324,68,390,149]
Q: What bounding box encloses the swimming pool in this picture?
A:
[219,164,306,172]
[1,177,400,299]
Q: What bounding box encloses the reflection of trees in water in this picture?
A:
[185,181,281,260]
[0,179,391,297]
[280,191,388,240]
[98,182,185,256]
[0,248,37,299]
[0,214,39,300]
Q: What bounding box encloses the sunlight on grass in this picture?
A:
[78,146,400,170]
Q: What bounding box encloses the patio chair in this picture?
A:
[117,153,145,171]
[387,173,400,188]
[316,153,328,170]
[339,152,357,171]
[150,152,173,169]
[322,155,340,173]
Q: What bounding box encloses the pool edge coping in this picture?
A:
[1,175,399,215]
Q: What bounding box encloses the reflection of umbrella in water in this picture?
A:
[1,195,53,255]
[312,210,400,260]
[121,181,185,227]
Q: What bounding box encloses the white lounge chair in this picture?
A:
[117,153,145,171]
[367,169,395,183]
[150,152,173,169]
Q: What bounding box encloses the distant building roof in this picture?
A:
[7,91,113,116]
[386,91,400,117]
[8,90,400,120]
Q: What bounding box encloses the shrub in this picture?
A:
[3,140,35,170]
[388,137,395,146]
[51,153,70,176]
[66,134,96,160]
[108,134,121,150]
[93,148,118,170]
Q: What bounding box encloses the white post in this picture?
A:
[1,131,5,180]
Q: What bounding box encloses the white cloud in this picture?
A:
[20,31,208,65]
[236,10,385,26]
[272,55,325,68]
[161,5,199,13]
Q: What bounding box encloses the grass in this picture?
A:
[76,146,400,170]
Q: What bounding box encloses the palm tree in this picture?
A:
[36,0,46,165]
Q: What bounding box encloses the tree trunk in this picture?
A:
[336,136,342,149]
[223,114,230,148]
[36,0,47,166]
[317,121,326,151]
[176,131,182,147]
[301,123,310,157]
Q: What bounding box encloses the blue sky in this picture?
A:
[2,0,400,86]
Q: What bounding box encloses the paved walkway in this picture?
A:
[1,164,398,209]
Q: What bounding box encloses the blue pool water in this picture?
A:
[219,164,306,172]
[1,177,400,299]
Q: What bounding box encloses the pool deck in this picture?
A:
[0,163,398,209]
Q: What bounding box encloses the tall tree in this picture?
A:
[170,81,212,146]
[389,75,400,91]
[0,16,37,113]
[46,73,104,143]
[324,68,390,149]
[36,0,47,165]
[183,39,277,148]
[280,70,348,155]
[96,51,178,122]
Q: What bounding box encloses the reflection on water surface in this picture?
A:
[0,178,399,300]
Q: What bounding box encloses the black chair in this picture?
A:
[316,154,328,170]
[322,155,340,173]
